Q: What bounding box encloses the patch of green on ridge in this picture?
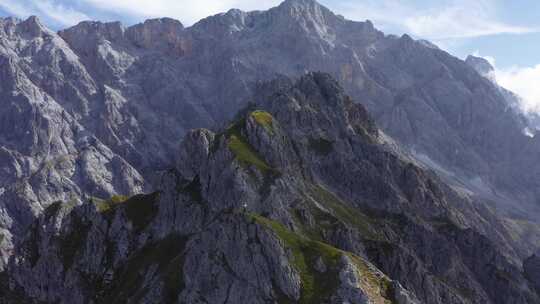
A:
[310,184,380,240]
[226,120,275,175]
[251,110,274,134]
[348,255,396,304]
[93,195,129,213]
[249,214,342,304]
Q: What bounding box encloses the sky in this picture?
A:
[1,0,539,112]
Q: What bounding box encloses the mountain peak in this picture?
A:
[279,0,321,8]
[126,18,187,55]
[18,15,50,37]
[465,55,495,75]
[466,55,496,81]
[134,17,184,29]
[60,20,125,41]
[275,0,333,19]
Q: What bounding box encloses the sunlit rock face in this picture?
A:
[1,0,540,302]
[2,73,538,304]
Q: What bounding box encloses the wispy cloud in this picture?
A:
[34,1,89,25]
[404,1,537,40]
[0,0,89,26]
[1,0,537,39]
[0,0,33,17]
[333,0,538,40]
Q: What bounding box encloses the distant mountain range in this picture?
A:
[1,0,540,303]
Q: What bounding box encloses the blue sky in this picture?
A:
[1,0,539,111]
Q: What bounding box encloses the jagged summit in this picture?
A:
[466,54,495,76]
[3,73,538,303]
[59,20,125,44]
[2,1,540,303]
[135,17,184,28]
[0,15,53,38]
[278,0,326,10]
[272,0,340,25]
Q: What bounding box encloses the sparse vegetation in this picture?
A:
[310,184,379,240]
[250,213,396,303]
[348,255,396,304]
[93,195,129,213]
[251,110,274,134]
[250,213,341,303]
[226,119,276,175]
[228,134,272,172]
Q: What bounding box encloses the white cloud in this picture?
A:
[332,0,538,40]
[473,51,540,113]
[403,1,536,40]
[0,0,89,26]
[496,64,540,113]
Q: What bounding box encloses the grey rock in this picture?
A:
[465,55,495,78]
[2,72,538,304]
[1,0,539,264]
[0,0,539,302]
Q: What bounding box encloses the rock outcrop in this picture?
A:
[2,0,540,268]
[2,73,538,304]
[1,0,540,302]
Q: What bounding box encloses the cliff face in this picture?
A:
[1,0,540,302]
[2,74,538,304]
[2,0,540,267]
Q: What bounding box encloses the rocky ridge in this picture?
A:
[1,0,540,302]
[2,0,540,268]
[2,73,538,304]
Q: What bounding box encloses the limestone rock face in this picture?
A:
[1,0,540,302]
[2,73,538,304]
[2,0,540,265]
[0,16,145,269]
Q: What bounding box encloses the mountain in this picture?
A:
[1,0,540,302]
[2,73,538,303]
